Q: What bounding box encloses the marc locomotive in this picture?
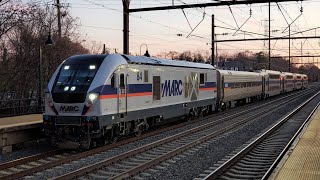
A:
[43,54,308,149]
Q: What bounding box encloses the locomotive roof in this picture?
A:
[64,54,107,64]
[66,54,214,70]
[122,55,215,70]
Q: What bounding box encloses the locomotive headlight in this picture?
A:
[89,93,98,102]
[86,93,99,106]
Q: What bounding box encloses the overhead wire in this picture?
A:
[279,2,319,56]
[72,0,211,50]
[81,0,246,50]
[75,0,316,56]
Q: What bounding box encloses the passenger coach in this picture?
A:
[216,70,263,109]
[259,70,281,97]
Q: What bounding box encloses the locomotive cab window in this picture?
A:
[144,70,149,82]
[111,74,115,88]
[120,73,125,88]
[200,73,205,85]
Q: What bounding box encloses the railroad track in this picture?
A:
[0,86,318,179]
[51,88,319,179]
[200,91,320,180]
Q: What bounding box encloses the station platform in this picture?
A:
[273,106,320,180]
[0,114,42,129]
[0,114,43,153]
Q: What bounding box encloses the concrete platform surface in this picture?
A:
[0,114,42,129]
[274,107,320,180]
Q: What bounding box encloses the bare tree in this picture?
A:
[0,1,89,100]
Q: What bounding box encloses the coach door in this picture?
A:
[280,76,285,93]
[117,73,128,118]
[216,71,224,103]
[262,76,265,94]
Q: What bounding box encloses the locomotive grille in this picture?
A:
[55,116,82,125]
[52,93,86,103]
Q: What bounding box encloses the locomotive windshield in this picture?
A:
[52,64,99,93]
[52,55,105,94]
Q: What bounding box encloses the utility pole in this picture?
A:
[123,0,130,54]
[216,34,218,65]
[268,1,271,70]
[289,25,291,72]
[212,14,215,66]
[313,57,315,66]
[56,0,62,37]
[301,42,302,64]
[102,44,106,54]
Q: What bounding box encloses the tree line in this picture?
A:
[0,0,90,100]
[157,50,319,82]
[0,1,318,102]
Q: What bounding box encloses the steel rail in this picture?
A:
[0,149,61,170]
[0,87,316,179]
[51,88,316,180]
[262,101,320,180]
[203,91,320,179]
[0,118,206,180]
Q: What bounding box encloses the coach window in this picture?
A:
[200,73,205,85]
[120,73,125,89]
[111,74,115,88]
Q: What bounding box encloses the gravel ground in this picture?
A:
[0,140,55,164]
[0,87,315,179]
[0,88,274,164]
[143,90,320,180]
[26,89,317,179]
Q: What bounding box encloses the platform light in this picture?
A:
[64,65,70,70]
[89,65,96,70]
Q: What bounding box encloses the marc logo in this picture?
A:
[161,80,183,97]
[59,106,79,112]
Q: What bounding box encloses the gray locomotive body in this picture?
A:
[43,54,307,149]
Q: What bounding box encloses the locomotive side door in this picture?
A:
[117,72,128,118]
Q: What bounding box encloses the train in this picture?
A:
[43,54,308,149]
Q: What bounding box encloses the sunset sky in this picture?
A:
[54,0,320,63]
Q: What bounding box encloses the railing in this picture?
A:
[0,99,39,118]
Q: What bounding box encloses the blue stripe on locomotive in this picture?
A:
[200,82,216,88]
[91,84,152,95]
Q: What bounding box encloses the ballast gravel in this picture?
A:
[145,92,320,180]
[0,141,54,164]
[28,90,316,179]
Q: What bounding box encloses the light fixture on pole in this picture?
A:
[140,43,150,57]
[38,33,54,113]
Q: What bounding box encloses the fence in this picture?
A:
[0,98,39,118]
